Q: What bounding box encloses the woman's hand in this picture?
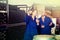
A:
[41,25,45,28]
[36,19,39,25]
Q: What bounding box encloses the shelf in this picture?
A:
[0,10,7,13]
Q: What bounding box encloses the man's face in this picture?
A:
[29,11,32,14]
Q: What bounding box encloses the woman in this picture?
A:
[39,11,55,35]
[23,10,38,40]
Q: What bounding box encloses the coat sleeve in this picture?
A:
[24,15,30,24]
[49,18,55,28]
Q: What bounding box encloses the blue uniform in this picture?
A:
[39,16,52,35]
[23,15,38,40]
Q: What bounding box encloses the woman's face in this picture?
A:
[32,10,37,16]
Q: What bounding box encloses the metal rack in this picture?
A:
[17,5,28,13]
[0,0,9,40]
[0,0,9,24]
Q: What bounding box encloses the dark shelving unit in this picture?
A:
[0,0,9,40]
